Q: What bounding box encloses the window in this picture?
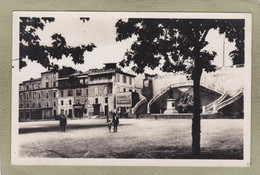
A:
[46,75,48,79]
[129,77,132,85]
[105,97,108,103]
[32,103,35,108]
[46,102,49,108]
[26,103,30,108]
[26,85,29,90]
[61,100,64,105]
[26,94,29,99]
[38,83,41,88]
[32,83,35,89]
[76,89,82,96]
[68,89,73,96]
[95,98,98,104]
[53,92,56,98]
[53,102,56,107]
[46,82,49,88]
[123,76,126,83]
[20,95,23,100]
[53,82,56,87]
[39,103,41,108]
[98,88,104,95]
[20,103,23,108]
[46,92,49,98]
[86,88,88,96]
[107,84,112,94]
[60,90,64,97]
[69,100,72,105]
[123,88,126,92]
[117,74,120,82]
[80,79,84,84]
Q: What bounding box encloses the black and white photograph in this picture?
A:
[11,12,251,166]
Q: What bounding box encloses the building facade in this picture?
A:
[19,63,138,121]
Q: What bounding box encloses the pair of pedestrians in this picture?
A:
[107,113,120,133]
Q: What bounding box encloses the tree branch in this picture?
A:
[200,29,209,42]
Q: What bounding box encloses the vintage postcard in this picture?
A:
[12,11,251,166]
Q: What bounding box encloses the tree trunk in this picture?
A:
[192,66,202,157]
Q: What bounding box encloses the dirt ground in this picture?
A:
[18,118,243,159]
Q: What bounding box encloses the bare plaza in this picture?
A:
[18,118,243,159]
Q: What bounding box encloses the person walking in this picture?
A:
[107,119,112,132]
[112,113,120,132]
[136,112,140,120]
[60,115,67,132]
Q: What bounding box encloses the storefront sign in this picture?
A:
[73,105,84,109]
[116,92,132,107]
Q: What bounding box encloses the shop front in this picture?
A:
[92,103,101,115]
[116,92,132,117]
[73,104,84,118]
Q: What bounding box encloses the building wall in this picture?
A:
[87,82,114,116]
[57,96,74,117]
[114,73,135,93]
[202,66,244,96]
[19,67,137,120]
[151,66,244,98]
[19,72,59,120]
[41,71,58,89]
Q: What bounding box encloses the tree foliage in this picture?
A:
[19,17,96,70]
[116,19,244,76]
[176,93,194,113]
[116,18,244,156]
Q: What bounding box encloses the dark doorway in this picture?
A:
[61,109,64,115]
[31,109,42,119]
[93,104,100,115]
[105,105,108,116]
[74,105,84,118]
[74,109,83,118]
[26,112,30,120]
[69,109,73,118]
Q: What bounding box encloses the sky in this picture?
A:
[16,13,236,83]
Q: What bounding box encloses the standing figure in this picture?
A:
[60,115,67,132]
[107,119,112,132]
[112,113,120,132]
[136,112,140,120]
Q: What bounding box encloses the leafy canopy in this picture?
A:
[19,17,96,70]
[116,18,244,76]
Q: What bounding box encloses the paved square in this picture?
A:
[18,118,243,159]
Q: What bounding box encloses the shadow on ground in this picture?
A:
[41,145,243,160]
[97,145,243,160]
[19,124,131,134]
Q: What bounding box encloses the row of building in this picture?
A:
[19,63,140,120]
